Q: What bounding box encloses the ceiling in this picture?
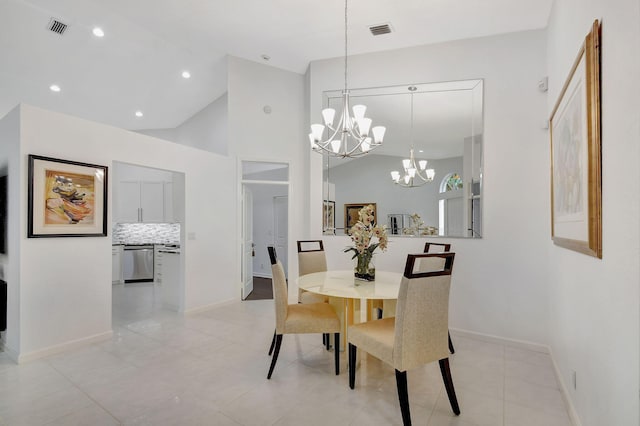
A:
[0,0,553,132]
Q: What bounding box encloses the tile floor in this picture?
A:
[0,282,573,425]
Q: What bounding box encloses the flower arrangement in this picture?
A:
[403,212,439,236]
[344,204,388,281]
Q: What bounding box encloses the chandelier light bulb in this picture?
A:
[372,126,386,144]
[352,104,366,120]
[322,109,336,126]
[358,117,372,136]
[360,138,371,152]
[426,169,436,180]
[311,124,325,140]
[389,91,436,188]
[307,0,385,158]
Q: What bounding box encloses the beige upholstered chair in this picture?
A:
[297,240,329,304]
[423,242,455,354]
[348,253,460,425]
[267,246,341,379]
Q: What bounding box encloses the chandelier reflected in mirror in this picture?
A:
[308,0,386,158]
[390,88,435,187]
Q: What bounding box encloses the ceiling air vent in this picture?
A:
[369,23,392,36]
[47,18,68,35]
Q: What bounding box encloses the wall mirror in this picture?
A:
[322,79,483,238]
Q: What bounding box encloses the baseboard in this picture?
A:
[449,327,549,353]
[549,347,583,426]
[14,330,113,364]
[450,327,581,426]
[184,298,239,315]
[253,273,271,279]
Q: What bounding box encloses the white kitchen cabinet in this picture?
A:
[163,182,174,223]
[154,246,163,283]
[112,245,123,284]
[161,252,181,311]
[140,182,164,222]
[115,181,167,223]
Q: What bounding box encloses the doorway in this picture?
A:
[111,161,186,326]
[240,161,289,301]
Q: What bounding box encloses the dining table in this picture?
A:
[297,270,403,349]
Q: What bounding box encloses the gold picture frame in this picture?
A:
[549,20,602,258]
[344,203,376,234]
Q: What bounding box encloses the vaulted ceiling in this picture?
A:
[0,0,553,131]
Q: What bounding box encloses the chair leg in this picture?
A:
[268,329,276,355]
[324,333,331,350]
[267,334,283,379]
[348,343,357,389]
[395,369,411,426]
[438,358,460,415]
[334,332,340,375]
[448,331,455,354]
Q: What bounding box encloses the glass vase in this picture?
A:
[354,252,375,281]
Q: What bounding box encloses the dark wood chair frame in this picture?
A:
[348,253,460,425]
[424,242,455,354]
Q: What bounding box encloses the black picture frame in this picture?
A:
[28,155,108,238]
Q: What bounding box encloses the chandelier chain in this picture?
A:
[344,0,348,92]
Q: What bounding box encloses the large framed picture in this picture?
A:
[344,203,376,234]
[28,155,108,238]
[549,20,602,258]
[323,200,335,235]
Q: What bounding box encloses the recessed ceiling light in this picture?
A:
[418,150,424,153]
[135,111,143,118]
[49,84,61,92]
[92,27,104,37]
[181,70,191,79]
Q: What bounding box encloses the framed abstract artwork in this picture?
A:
[28,155,108,238]
[344,203,376,234]
[549,20,602,258]
[323,200,335,235]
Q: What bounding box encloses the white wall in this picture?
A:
[4,104,237,361]
[137,92,228,155]
[308,30,551,345]
[546,1,640,425]
[227,56,306,298]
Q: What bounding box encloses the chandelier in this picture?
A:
[390,90,435,187]
[308,0,386,158]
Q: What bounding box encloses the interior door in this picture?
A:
[242,186,254,299]
[445,196,463,236]
[273,196,288,278]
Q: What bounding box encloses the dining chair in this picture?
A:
[297,240,330,304]
[348,252,460,426]
[297,240,334,349]
[267,246,341,379]
[424,242,455,354]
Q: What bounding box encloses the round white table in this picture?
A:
[297,270,403,349]
[298,270,402,300]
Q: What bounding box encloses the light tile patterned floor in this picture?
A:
[0,283,573,425]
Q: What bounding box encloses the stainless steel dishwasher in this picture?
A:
[123,245,154,283]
